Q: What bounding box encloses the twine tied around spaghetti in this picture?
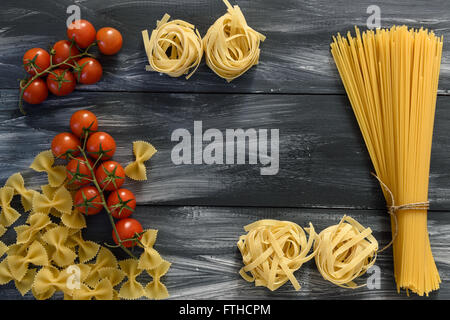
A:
[370,173,430,253]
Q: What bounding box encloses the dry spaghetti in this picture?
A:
[331,26,443,296]
[203,0,266,82]
[237,219,318,291]
[142,14,203,79]
[314,215,378,288]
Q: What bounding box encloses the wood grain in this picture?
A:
[0,0,449,94]
[2,90,450,210]
[0,205,448,299]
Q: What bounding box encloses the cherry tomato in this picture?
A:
[51,132,80,159]
[23,48,50,76]
[86,132,116,160]
[74,186,103,215]
[70,110,98,137]
[66,156,94,186]
[95,160,125,191]
[47,69,76,96]
[51,40,80,69]
[75,57,102,84]
[67,19,96,49]
[112,218,143,248]
[96,27,123,55]
[22,78,48,104]
[107,188,136,219]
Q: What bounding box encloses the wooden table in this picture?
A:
[0,0,449,299]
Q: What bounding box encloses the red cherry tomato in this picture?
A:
[67,19,96,49]
[86,132,116,160]
[75,57,102,84]
[74,186,103,215]
[107,188,136,219]
[47,69,76,96]
[96,27,123,55]
[95,160,125,191]
[51,40,80,69]
[23,48,50,76]
[22,78,48,104]
[66,156,94,186]
[112,218,143,248]
[51,132,80,159]
[70,110,98,137]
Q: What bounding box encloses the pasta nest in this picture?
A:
[314,215,378,288]
[203,0,266,82]
[142,14,203,79]
[237,219,318,291]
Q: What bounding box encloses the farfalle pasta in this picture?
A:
[0,186,21,227]
[66,230,100,263]
[73,278,114,300]
[0,241,8,258]
[14,212,51,244]
[60,208,86,230]
[125,141,157,181]
[7,240,48,281]
[145,259,171,300]
[32,185,72,216]
[84,246,118,288]
[138,229,163,270]
[0,260,37,296]
[30,150,66,187]
[119,259,145,300]
[41,226,76,267]
[5,173,36,212]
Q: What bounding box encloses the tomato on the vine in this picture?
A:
[51,40,80,69]
[23,48,50,76]
[67,19,96,49]
[51,132,80,159]
[96,27,123,55]
[46,69,76,96]
[74,57,102,85]
[86,132,116,160]
[22,78,48,104]
[112,218,143,248]
[74,186,103,215]
[107,188,136,219]
[66,156,94,186]
[70,110,98,137]
[95,160,125,191]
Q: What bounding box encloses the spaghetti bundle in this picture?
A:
[331,26,443,296]
[203,0,266,82]
[142,14,203,79]
[237,219,318,291]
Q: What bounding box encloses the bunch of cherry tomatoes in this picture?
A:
[21,20,123,106]
[51,109,143,248]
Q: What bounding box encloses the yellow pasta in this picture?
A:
[85,246,118,288]
[138,229,163,270]
[6,240,48,281]
[0,186,21,227]
[14,212,51,244]
[145,259,171,300]
[0,241,8,258]
[203,0,265,82]
[32,185,73,216]
[125,141,157,181]
[66,230,100,263]
[314,216,378,288]
[29,150,66,187]
[5,173,36,212]
[0,260,36,296]
[60,208,86,230]
[237,219,318,291]
[41,226,76,267]
[142,14,203,79]
[73,279,114,300]
[331,26,443,296]
[118,259,145,300]
[0,224,6,238]
[98,267,126,287]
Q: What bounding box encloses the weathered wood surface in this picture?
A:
[0,0,449,300]
[0,206,448,300]
[2,90,450,210]
[0,0,450,94]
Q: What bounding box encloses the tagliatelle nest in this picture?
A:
[0,150,170,300]
[237,219,318,291]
